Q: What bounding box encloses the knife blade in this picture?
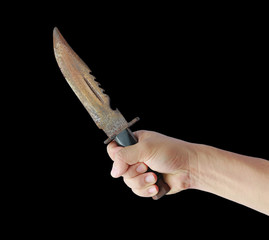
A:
[53,27,170,200]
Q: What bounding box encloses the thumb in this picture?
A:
[107,141,141,178]
[111,159,129,178]
[115,144,141,165]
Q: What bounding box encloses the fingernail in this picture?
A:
[136,164,146,173]
[148,186,157,194]
[145,174,155,183]
[111,167,119,178]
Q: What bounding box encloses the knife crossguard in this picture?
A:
[104,117,140,144]
[53,27,170,200]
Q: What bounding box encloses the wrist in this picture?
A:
[188,143,215,191]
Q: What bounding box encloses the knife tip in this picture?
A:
[53,27,60,39]
[53,27,64,50]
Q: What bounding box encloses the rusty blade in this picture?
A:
[53,27,129,139]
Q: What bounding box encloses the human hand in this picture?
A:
[107,130,198,198]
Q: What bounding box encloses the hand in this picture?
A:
[107,130,198,198]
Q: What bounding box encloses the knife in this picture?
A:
[53,27,170,200]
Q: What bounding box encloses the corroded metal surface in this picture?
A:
[53,27,131,139]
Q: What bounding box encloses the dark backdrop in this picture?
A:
[10,3,268,237]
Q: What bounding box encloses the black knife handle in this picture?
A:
[115,128,170,200]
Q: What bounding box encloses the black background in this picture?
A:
[7,2,268,237]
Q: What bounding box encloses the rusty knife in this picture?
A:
[53,27,170,200]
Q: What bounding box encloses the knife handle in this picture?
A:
[115,128,170,200]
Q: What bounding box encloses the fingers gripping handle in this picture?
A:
[114,128,170,200]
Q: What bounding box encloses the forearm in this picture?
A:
[190,144,269,215]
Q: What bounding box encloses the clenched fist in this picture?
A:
[107,130,197,197]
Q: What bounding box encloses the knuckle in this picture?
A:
[131,188,146,197]
[116,148,126,162]
[123,177,131,187]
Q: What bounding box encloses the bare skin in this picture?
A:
[107,130,269,215]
